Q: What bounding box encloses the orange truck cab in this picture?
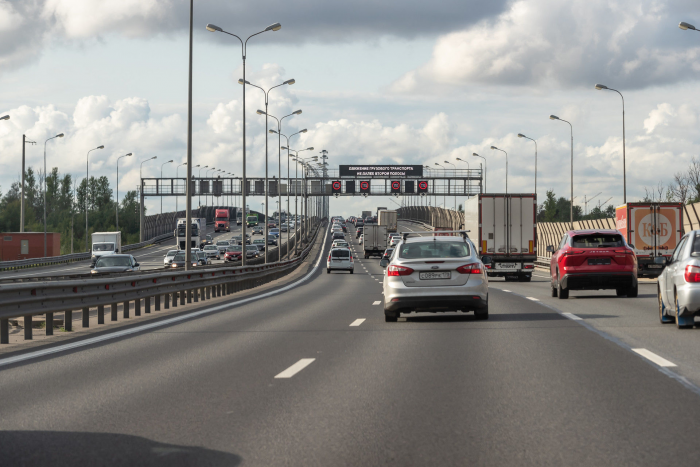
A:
[215,209,230,232]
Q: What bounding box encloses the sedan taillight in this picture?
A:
[456,263,482,274]
[685,265,700,283]
[387,265,414,276]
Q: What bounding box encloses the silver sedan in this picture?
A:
[382,232,489,322]
[658,230,700,328]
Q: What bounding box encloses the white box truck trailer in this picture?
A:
[463,194,537,281]
[378,210,398,233]
[363,224,388,258]
[91,232,122,266]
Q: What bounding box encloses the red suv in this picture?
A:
[549,229,637,299]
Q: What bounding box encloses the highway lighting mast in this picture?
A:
[43,132,64,257]
[550,114,574,228]
[85,145,104,250]
[594,84,627,203]
[206,21,282,266]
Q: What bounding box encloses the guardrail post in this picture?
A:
[46,313,53,336]
[23,316,32,339]
[193,289,199,303]
[98,305,104,324]
[82,307,89,328]
[1,318,8,344]
[164,294,170,309]
[156,294,161,311]
[187,289,193,303]
[111,303,118,321]
[135,299,141,316]
[64,311,72,331]
[172,292,178,308]
[145,296,151,313]
[179,290,185,306]
[206,287,210,300]
[123,301,130,319]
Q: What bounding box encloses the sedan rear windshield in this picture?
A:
[203,246,218,250]
[331,250,350,258]
[571,234,624,248]
[96,257,132,267]
[399,241,470,259]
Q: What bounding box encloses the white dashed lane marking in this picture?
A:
[562,312,582,321]
[274,358,316,378]
[372,301,381,305]
[632,349,677,368]
[350,319,366,327]
[526,297,540,301]
[502,290,512,292]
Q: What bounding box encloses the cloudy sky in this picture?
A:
[1,0,700,217]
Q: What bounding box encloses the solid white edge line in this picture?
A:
[502,290,511,292]
[526,297,540,301]
[632,348,677,367]
[274,358,316,378]
[372,301,381,305]
[562,312,582,321]
[349,319,365,327]
[0,223,331,368]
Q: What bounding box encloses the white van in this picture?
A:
[327,248,354,274]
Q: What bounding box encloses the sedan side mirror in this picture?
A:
[629,244,635,249]
[134,262,140,267]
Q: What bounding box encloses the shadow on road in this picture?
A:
[0,431,241,467]
[403,312,582,323]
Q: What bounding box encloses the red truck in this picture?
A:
[215,209,230,232]
[615,202,683,277]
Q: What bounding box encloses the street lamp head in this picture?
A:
[167,159,173,163]
[517,133,525,138]
[284,79,295,85]
[206,24,222,32]
[300,128,308,133]
[195,164,200,167]
[293,109,302,115]
[490,146,498,150]
[96,145,104,149]
[679,22,696,30]
[281,146,289,150]
[238,79,251,85]
[444,160,449,164]
[456,157,462,161]
[307,147,314,150]
[472,153,479,157]
[269,129,276,134]
[125,153,132,157]
[549,115,559,120]
[594,83,608,90]
[57,133,65,138]
[265,22,282,32]
[256,109,266,115]
[0,115,9,120]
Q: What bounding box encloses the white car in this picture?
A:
[163,250,178,266]
[332,240,349,249]
[327,248,354,274]
[658,229,700,328]
[389,234,401,247]
[359,234,364,245]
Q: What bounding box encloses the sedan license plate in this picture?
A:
[647,264,663,269]
[419,271,451,280]
[496,263,517,269]
[588,258,611,265]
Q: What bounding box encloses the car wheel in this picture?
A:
[350,269,354,274]
[557,272,569,299]
[384,310,399,322]
[616,288,626,297]
[659,286,673,324]
[675,290,694,329]
[475,299,489,320]
[326,269,330,274]
[627,284,638,298]
[551,280,558,297]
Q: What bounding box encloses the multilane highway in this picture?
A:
[0,221,299,280]
[2,221,700,465]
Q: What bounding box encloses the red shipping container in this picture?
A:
[0,232,61,261]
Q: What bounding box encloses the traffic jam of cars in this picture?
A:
[90,212,292,275]
[334,201,692,327]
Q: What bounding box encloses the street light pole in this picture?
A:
[43,132,64,256]
[21,135,37,233]
[198,165,207,207]
[594,84,626,203]
[472,153,486,193]
[244,78,295,263]
[455,157,469,201]
[206,21,282,266]
[517,133,538,197]
[550,115,574,227]
[139,156,157,243]
[288,149,315,255]
[490,146,508,194]
[85,145,104,251]
[434,163,446,208]
[161,160,173,214]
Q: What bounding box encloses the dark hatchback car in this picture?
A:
[91,254,140,274]
[548,229,637,299]
[356,227,363,238]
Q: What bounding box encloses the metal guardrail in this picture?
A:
[0,222,324,344]
[0,232,174,271]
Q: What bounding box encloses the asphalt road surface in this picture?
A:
[3,221,700,466]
